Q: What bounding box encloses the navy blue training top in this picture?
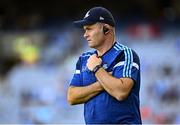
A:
[70,42,142,124]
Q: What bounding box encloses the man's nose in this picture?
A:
[84,31,88,38]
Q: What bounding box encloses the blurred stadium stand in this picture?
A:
[0,0,180,124]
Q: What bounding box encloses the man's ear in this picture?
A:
[103,24,110,34]
[103,26,109,34]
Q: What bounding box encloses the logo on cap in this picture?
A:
[84,11,90,19]
[100,16,104,20]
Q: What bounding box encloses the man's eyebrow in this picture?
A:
[84,27,91,30]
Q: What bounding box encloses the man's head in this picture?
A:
[73,7,116,49]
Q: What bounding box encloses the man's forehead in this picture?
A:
[83,23,102,29]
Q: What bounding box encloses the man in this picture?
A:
[67,6,142,124]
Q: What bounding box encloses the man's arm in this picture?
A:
[87,54,134,101]
[67,81,104,105]
[95,67,134,101]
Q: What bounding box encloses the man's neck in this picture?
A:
[97,39,115,57]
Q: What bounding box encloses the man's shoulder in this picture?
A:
[115,42,140,61]
[114,42,132,52]
[80,50,96,58]
[116,42,138,55]
[116,42,131,50]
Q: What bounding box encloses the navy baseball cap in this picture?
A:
[73,7,115,27]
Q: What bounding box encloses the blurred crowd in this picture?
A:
[0,20,179,124]
[0,25,85,123]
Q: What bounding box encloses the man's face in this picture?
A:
[83,23,105,48]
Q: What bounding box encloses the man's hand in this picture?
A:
[87,54,102,71]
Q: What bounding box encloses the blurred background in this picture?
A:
[0,0,180,124]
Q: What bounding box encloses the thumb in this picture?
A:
[94,53,101,58]
[92,54,98,57]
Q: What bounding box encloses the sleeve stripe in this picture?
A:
[114,46,120,51]
[119,45,133,77]
[133,62,139,70]
[125,48,133,77]
[115,43,123,50]
[115,42,136,77]
[127,48,133,77]
[123,47,128,77]
[116,42,133,76]
[75,70,80,74]
[114,61,139,70]
[129,48,133,77]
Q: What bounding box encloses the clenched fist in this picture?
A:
[87,54,102,71]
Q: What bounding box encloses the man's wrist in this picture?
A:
[92,65,102,74]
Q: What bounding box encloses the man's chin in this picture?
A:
[88,44,96,48]
[88,42,99,49]
[88,43,93,47]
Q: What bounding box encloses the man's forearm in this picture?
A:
[67,82,103,105]
[68,90,100,105]
[95,67,134,101]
